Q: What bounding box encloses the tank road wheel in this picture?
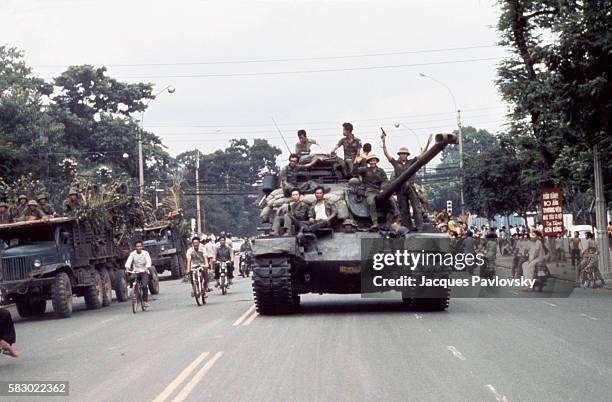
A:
[99,267,113,307]
[52,272,73,318]
[113,271,129,302]
[252,263,297,315]
[84,269,103,310]
[16,298,46,318]
[148,267,160,295]
[170,255,181,279]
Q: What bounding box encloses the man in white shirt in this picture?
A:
[308,186,336,231]
[124,240,152,307]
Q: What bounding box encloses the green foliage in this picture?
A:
[0,174,47,204]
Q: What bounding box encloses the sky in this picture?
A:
[0,0,510,171]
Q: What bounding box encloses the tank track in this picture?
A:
[252,263,299,315]
[403,281,450,311]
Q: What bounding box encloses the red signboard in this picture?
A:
[540,188,564,236]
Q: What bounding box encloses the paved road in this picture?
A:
[1,274,611,402]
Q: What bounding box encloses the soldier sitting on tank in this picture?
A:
[11,195,28,220]
[307,186,337,232]
[327,122,362,177]
[0,202,11,224]
[381,130,432,231]
[280,153,323,197]
[37,194,57,217]
[354,154,388,230]
[352,143,372,171]
[342,219,357,233]
[63,189,82,216]
[272,188,312,236]
[295,129,318,155]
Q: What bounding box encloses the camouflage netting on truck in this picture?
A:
[259,185,350,223]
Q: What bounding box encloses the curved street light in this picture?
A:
[419,72,464,216]
[138,85,175,195]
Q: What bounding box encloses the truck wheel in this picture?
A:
[16,298,46,318]
[84,269,103,310]
[52,272,73,318]
[113,272,129,302]
[99,267,113,307]
[170,256,181,279]
[148,268,160,295]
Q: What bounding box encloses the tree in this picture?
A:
[175,139,281,235]
[424,126,498,213]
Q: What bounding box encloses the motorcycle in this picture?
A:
[239,251,253,278]
[532,262,550,292]
[219,261,230,295]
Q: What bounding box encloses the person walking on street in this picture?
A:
[570,231,581,269]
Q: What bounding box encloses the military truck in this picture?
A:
[252,133,457,315]
[137,222,186,280]
[0,217,127,318]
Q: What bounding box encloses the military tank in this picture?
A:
[252,133,457,314]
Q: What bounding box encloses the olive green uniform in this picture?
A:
[272,200,313,235]
[63,198,82,216]
[11,203,28,220]
[40,203,56,216]
[295,139,317,155]
[17,207,44,221]
[279,164,319,197]
[336,136,362,176]
[355,166,388,226]
[0,204,11,224]
[389,156,422,230]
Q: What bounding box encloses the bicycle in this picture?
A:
[126,270,148,313]
[189,265,207,306]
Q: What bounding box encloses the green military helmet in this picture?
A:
[27,200,38,206]
[18,194,28,201]
[0,201,9,208]
[37,194,48,202]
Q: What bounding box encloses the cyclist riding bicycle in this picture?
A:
[186,236,210,295]
[124,240,152,308]
[214,236,235,287]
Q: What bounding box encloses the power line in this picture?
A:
[115,57,501,79]
[33,45,499,68]
[145,106,508,129]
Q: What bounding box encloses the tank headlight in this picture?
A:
[33,259,42,268]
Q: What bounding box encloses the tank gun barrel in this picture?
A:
[376,133,457,203]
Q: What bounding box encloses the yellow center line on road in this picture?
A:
[172,352,224,402]
[232,305,256,326]
[153,352,210,402]
[242,311,259,326]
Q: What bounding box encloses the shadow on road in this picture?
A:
[296,298,448,315]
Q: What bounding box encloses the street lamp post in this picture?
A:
[419,73,464,217]
[139,85,175,195]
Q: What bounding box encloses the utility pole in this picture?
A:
[593,145,610,278]
[195,150,202,235]
[457,109,464,216]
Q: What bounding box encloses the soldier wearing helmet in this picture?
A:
[63,189,82,216]
[353,153,388,230]
[17,200,44,222]
[12,195,28,220]
[37,194,57,217]
[381,129,433,231]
